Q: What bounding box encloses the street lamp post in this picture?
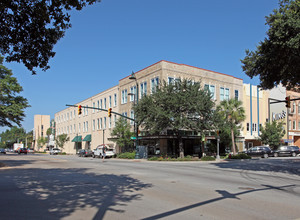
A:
[129,71,139,159]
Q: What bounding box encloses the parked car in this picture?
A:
[50,148,61,155]
[93,144,116,158]
[245,146,272,158]
[0,148,6,154]
[27,148,35,153]
[273,146,300,157]
[78,149,93,157]
[18,148,27,154]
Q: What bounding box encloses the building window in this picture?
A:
[130,86,137,102]
[104,98,107,109]
[168,77,180,85]
[114,115,117,127]
[225,88,229,100]
[83,122,85,132]
[298,121,300,130]
[97,100,100,112]
[109,117,111,128]
[93,102,95,113]
[79,123,81,133]
[114,93,117,106]
[93,119,95,131]
[235,90,239,100]
[97,119,100,130]
[151,77,159,93]
[100,99,103,109]
[100,118,102,129]
[293,120,296,130]
[291,102,296,114]
[122,89,128,104]
[109,96,112,108]
[140,82,147,98]
[247,123,249,131]
[74,124,76,133]
[104,117,106,129]
[86,121,88,132]
[289,120,291,130]
[85,105,88,116]
[220,87,224,101]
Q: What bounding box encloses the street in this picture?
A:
[0,153,300,220]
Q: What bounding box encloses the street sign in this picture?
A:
[130,137,142,140]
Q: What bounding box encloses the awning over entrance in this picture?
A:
[82,134,91,142]
[72,136,82,142]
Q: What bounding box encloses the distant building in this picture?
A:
[33,115,50,151]
[286,89,300,147]
[241,84,269,150]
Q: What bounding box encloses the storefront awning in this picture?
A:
[82,134,91,142]
[72,136,82,142]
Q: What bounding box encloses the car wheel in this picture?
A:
[274,153,278,157]
[263,153,268,158]
[292,152,296,157]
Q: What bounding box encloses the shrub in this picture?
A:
[200,156,216,161]
[117,152,136,159]
[230,153,251,159]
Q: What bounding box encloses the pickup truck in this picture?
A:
[93,144,116,158]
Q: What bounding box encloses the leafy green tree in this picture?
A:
[37,136,48,152]
[26,130,33,149]
[55,134,70,150]
[111,118,134,152]
[216,99,246,155]
[0,126,27,148]
[0,56,30,127]
[0,0,101,74]
[134,79,215,158]
[241,0,300,90]
[259,121,285,149]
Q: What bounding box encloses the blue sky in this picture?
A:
[2,0,279,133]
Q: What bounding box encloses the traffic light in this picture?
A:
[78,105,82,115]
[108,108,112,117]
[285,96,291,108]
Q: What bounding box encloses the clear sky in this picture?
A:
[1,0,280,133]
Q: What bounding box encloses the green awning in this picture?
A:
[82,134,91,142]
[72,136,82,142]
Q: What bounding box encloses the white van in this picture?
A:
[93,144,116,158]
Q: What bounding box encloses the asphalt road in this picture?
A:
[0,153,300,220]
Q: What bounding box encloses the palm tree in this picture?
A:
[216,99,245,155]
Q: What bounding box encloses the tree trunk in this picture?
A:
[178,135,184,158]
[231,128,236,155]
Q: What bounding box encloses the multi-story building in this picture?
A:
[55,86,119,154]
[33,115,50,151]
[286,90,300,147]
[241,84,269,151]
[55,60,244,155]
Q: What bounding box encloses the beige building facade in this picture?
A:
[33,115,50,151]
[55,86,119,154]
[54,60,244,155]
[241,84,269,151]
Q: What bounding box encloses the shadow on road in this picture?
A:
[141,184,295,220]
[212,159,300,176]
[0,167,152,219]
